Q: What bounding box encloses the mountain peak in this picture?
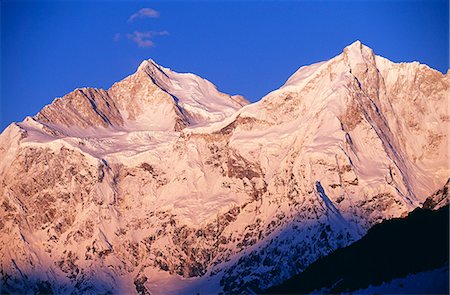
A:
[137,58,166,72]
[342,40,376,72]
[344,40,372,53]
[137,59,151,71]
[136,59,171,81]
[343,40,374,57]
[283,41,375,89]
[111,58,249,130]
[346,40,362,50]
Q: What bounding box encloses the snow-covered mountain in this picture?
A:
[35,59,248,135]
[0,41,448,294]
[265,203,449,294]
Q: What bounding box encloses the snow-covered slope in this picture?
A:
[33,59,248,135]
[345,265,449,295]
[0,41,448,294]
[265,202,449,294]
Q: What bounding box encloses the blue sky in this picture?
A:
[1,0,448,131]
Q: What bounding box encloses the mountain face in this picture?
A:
[265,204,449,294]
[35,59,248,135]
[0,41,448,294]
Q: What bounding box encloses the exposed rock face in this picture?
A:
[37,88,124,129]
[34,59,249,134]
[0,41,448,294]
[423,179,449,210]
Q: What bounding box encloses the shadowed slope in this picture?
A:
[265,204,449,294]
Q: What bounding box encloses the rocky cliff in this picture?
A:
[0,41,448,294]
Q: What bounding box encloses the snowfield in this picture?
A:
[0,41,448,294]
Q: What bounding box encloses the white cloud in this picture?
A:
[127,31,169,48]
[128,8,160,22]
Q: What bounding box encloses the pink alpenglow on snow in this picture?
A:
[0,41,448,294]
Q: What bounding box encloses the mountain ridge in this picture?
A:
[0,41,448,294]
[26,57,249,137]
[265,202,449,294]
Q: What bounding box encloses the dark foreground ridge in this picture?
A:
[264,205,449,294]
